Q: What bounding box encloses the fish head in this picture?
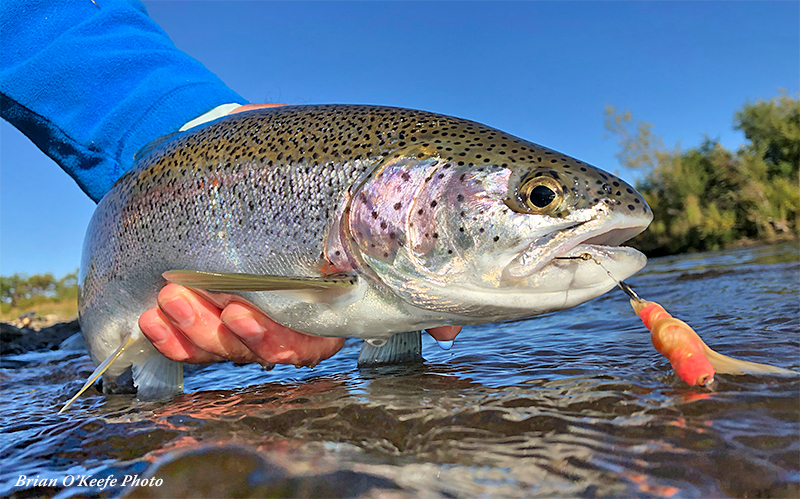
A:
[346,119,652,319]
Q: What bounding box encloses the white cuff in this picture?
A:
[179,103,243,132]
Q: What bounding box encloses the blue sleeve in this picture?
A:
[0,0,247,202]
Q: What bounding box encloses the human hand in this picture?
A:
[138,103,461,367]
[139,283,345,367]
[139,284,462,367]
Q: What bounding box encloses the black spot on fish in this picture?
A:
[394,202,402,210]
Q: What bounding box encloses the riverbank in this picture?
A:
[0,317,81,355]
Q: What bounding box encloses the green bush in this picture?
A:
[0,270,79,316]
[606,93,799,256]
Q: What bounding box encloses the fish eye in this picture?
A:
[528,185,556,208]
[519,176,562,214]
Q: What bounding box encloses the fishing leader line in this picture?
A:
[554,253,643,303]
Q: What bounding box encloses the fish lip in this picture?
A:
[504,213,650,279]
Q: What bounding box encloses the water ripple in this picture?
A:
[2,243,798,498]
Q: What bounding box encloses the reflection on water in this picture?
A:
[2,243,798,498]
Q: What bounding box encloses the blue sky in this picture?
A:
[1,1,798,277]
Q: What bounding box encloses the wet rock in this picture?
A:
[121,445,401,499]
[10,311,36,328]
[0,319,80,355]
[9,311,75,330]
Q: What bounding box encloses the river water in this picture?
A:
[2,243,798,498]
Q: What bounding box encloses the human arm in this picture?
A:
[0,0,245,202]
[1,3,460,366]
[0,1,350,366]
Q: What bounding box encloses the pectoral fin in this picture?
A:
[163,270,357,292]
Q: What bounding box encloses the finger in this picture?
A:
[425,325,462,342]
[139,308,222,364]
[221,302,345,367]
[157,284,259,363]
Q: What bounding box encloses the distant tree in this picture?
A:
[26,273,56,298]
[0,274,25,307]
[604,105,666,171]
[55,271,79,301]
[735,92,800,178]
[604,93,799,256]
[0,270,79,312]
[734,93,800,236]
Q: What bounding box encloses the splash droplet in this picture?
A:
[436,339,454,350]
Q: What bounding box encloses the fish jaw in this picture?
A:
[490,208,651,313]
[516,243,647,311]
[503,205,652,280]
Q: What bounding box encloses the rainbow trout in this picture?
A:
[63,105,652,411]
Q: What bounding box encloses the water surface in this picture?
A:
[2,243,798,497]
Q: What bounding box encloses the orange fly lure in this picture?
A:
[631,299,715,387]
[559,254,796,387]
[625,289,796,387]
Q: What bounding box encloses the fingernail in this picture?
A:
[162,296,195,328]
[224,314,265,342]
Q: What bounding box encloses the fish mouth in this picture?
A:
[504,214,650,280]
